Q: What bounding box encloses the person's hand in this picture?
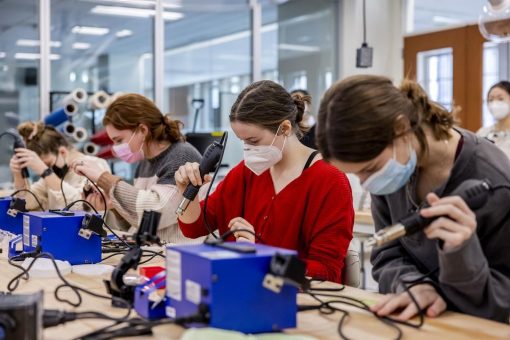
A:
[228,217,256,242]
[421,193,477,251]
[71,158,105,182]
[85,191,112,211]
[83,183,112,211]
[174,162,212,195]
[9,155,24,175]
[371,283,447,321]
[14,148,47,175]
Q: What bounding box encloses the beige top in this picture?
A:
[476,126,510,159]
[22,153,110,211]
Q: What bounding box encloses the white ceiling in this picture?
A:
[0,0,491,89]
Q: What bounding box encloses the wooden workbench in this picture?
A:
[1,255,509,340]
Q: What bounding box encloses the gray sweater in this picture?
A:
[370,129,510,323]
[108,141,203,244]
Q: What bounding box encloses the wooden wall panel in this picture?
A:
[403,24,486,132]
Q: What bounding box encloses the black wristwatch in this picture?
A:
[40,167,54,179]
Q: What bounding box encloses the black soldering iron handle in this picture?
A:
[13,136,30,178]
[1,130,30,178]
[181,141,224,201]
[401,179,491,235]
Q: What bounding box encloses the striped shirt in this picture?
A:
[98,141,204,244]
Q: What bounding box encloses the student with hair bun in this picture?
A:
[10,121,110,210]
[73,93,202,244]
[317,75,510,322]
[175,80,354,283]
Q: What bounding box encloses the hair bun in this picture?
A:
[290,92,311,123]
[17,121,45,142]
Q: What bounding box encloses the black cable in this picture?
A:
[202,131,228,239]
[63,198,131,249]
[60,172,68,207]
[218,227,263,243]
[11,189,44,211]
[141,249,165,258]
[7,252,131,312]
[138,253,160,265]
[301,290,404,340]
[362,0,367,44]
[81,173,108,220]
[99,251,126,263]
[77,312,207,340]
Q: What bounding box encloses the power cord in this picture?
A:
[7,252,131,311]
[81,173,108,220]
[11,189,44,211]
[218,227,263,242]
[299,285,406,340]
[60,172,68,207]
[75,307,209,340]
[297,274,435,340]
[63,199,131,249]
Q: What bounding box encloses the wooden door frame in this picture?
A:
[404,25,485,132]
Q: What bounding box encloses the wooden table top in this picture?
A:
[1,254,509,340]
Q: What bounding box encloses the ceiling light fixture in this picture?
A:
[91,5,183,21]
[14,53,60,60]
[72,42,91,49]
[115,29,133,38]
[16,39,61,47]
[72,26,110,35]
[83,0,182,9]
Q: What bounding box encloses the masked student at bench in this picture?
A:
[175,80,354,283]
[317,74,510,323]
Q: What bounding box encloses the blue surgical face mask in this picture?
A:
[361,142,417,196]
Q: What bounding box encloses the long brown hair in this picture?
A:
[103,93,184,143]
[18,121,70,155]
[229,80,311,138]
[317,75,456,162]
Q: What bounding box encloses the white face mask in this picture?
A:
[488,100,510,121]
[243,126,286,176]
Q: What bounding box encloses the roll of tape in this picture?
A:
[73,127,88,143]
[90,129,113,146]
[63,101,78,117]
[89,91,110,110]
[60,121,76,136]
[44,108,67,127]
[83,142,99,156]
[63,88,88,104]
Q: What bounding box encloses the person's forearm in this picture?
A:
[43,173,62,192]
[177,198,202,224]
[13,173,27,190]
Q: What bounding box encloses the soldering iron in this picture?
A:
[176,133,226,215]
[0,130,30,179]
[366,179,491,248]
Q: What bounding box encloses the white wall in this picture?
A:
[337,0,405,208]
[339,0,404,82]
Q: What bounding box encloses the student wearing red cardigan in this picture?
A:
[175,80,354,283]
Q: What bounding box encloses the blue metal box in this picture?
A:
[0,198,24,235]
[165,243,297,333]
[22,211,102,265]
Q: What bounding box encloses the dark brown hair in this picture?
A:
[317,75,456,162]
[103,93,184,143]
[18,121,70,155]
[229,80,311,138]
[489,80,510,97]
